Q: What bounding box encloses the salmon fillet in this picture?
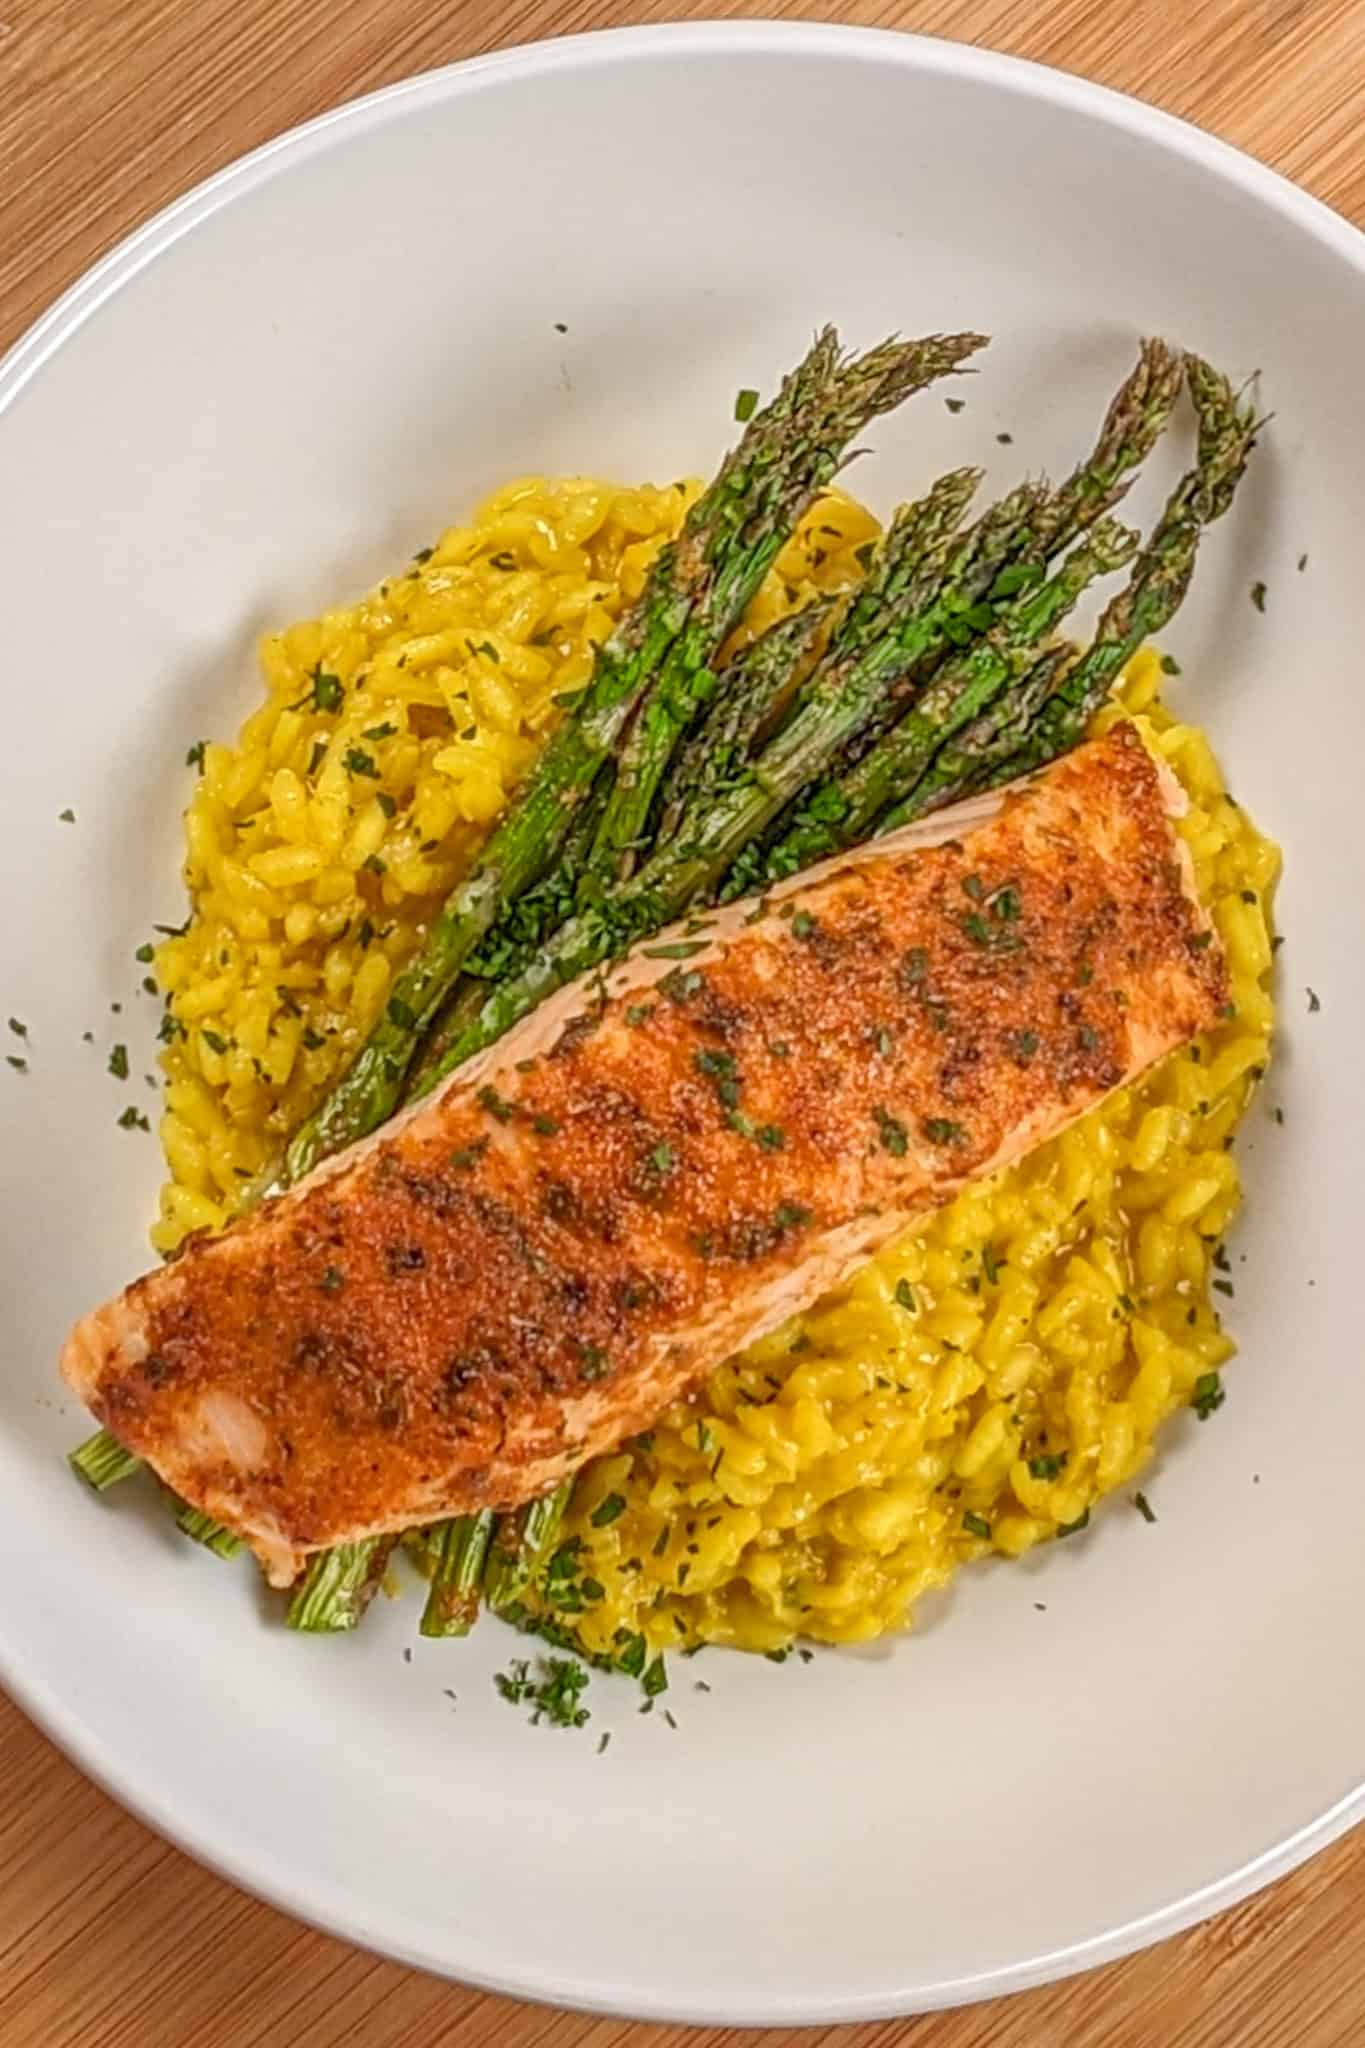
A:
[61,721,1226,1585]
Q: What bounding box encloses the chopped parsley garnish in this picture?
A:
[319,1265,345,1294]
[773,1201,811,1232]
[1056,1508,1090,1538]
[361,721,397,741]
[1192,1370,1225,1420]
[495,1655,591,1729]
[694,1047,740,1108]
[107,1043,129,1081]
[58,807,76,822]
[7,1017,27,1039]
[790,909,817,940]
[117,1105,150,1131]
[201,1028,230,1056]
[1250,580,1267,613]
[1028,1452,1066,1481]
[658,966,704,1005]
[531,1113,560,1137]
[945,396,966,414]
[922,1117,966,1145]
[643,940,708,960]
[962,1511,991,1539]
[1134,1491,1157,1524]
[1160,652,1182,675]
[343,747,379,779]
[134,943,155,965]
[642,1654,669,1698]
[590,1493,626,1528]
[873,1106,909,1157]
[893,1278,916,1312]
[733,387,759,423]
[185,740,206,772]
[577,1341,609,1381]
[309,667,344,713]
[1307,987,1321,1013]
[982,1245,1003,1286]
[6,1055,27,1073]
[755,1123,786,1151]
[477,1083,517,1122]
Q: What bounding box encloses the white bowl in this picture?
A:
[3,21,1363,2024]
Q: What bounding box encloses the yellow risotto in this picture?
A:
[148,475,1278,1656]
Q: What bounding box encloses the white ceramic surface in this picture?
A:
[2,21,1363,2024]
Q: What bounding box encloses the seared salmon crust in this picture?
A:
[62,722,1226,1584]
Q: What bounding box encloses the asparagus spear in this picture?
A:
[890,353,1260,816]
[420,1510,496,1637]
[1031,336,1184,555]
[280,327,985,1187]
[287,1536,397,1632]
[748,516,1138,883]
[413,605,838,1096]
[175,1502,245,1560]
[483,1481,575,1612]
[69,1430,141,1491]
[656,598,840,841]
[880,641,1077,822]
[753,343,1183,881]
[578,341,986,886]
[415,487,1110,1085]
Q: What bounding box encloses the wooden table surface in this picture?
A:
[3,1,1363,2042]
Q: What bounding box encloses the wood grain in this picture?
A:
[2,2,1363,2042]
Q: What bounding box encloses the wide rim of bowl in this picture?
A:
[3,18,1364,2024]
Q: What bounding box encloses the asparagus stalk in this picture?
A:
[656,598,840,841]
[415,482,1091,1084]
[1031,336,1184,555]
[577,339,987,887]
[287,1536,397,1632]
[420,1510,496,1637]
[280,327,985,1187]
[483,1481,575,1612]
[879,641,1076,822]
[752,343,1182,882]
[750,517,1138,881]
[891,352,1260,815]
[69,1429,141,1491]
[175,1502,245,1559]
[413,604,838,1096]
